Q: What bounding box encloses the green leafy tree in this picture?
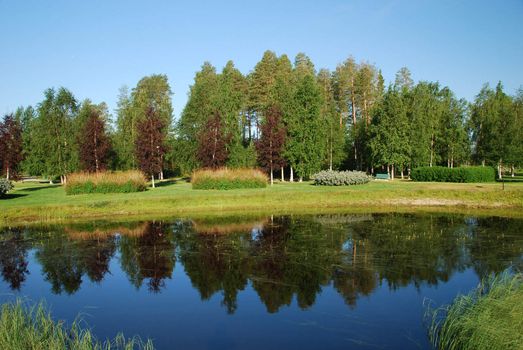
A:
[176,62,219,174]
[286,75,325,181]
[32,88,79,183]
[370,86,411,179]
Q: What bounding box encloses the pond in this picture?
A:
[0,213,522,349]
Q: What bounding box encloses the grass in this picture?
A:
[428,272,523,350]
[65,171,147,195]
[0,178,522,227]
[0,299,154,350]
[191,168,267,189]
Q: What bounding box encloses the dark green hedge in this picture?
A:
[411,166,496,183]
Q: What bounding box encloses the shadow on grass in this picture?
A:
[18,185,61,192]
[154,179,178,188]
[0,193,28,199]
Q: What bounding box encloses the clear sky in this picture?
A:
[1,0,522,120]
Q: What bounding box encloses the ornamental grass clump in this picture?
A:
[65,171,147,195]
[312,170,372,186]
[0,299,154,349]
[427,272,523,350]
[0,178,14,197]
[192,168,267,190]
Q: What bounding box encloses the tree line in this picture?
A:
[1,50,522,182]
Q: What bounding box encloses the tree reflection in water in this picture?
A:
[0,214,521,314]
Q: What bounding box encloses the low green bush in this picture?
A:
[411,166,495,183]
[65,171,147,195]
[428,273,523,350]
[192,168,267,190]
[0,299,154,349]
[0,179,14,197]
[312,170,372,186]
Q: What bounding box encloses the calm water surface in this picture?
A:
[0,213,522,349]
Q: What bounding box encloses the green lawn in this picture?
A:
[1,179,522,227]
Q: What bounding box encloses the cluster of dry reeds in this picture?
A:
[191,168,267,190]
[65,171,147,195]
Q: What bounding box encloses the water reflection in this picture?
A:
[0,214,522,313]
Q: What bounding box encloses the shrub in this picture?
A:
[0,178,14,197]
[65,171,147,195]
[411,166,496,183]
[312,170,372,186]
[192,168,267,190]
[428,273,523,350]
[0,299,154,349]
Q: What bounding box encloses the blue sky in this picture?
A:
[1,0,522,120]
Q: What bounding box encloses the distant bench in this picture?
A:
[375,173,390,180]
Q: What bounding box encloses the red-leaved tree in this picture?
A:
[0,114,24,180]
[135,107,167,188]
[255,105,286,185]
[78,110,111,172]
[196,111,231,169]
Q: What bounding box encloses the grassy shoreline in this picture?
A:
[1,179,522,227]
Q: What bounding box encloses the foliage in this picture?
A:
[0,178,14,197]
[428,272,523,350]
[0,299,154,349]
[286,74,325,180]
[78,106,112,172]
[196,112,231,169]
[0,114,24,179]
[192,168,267,190]
[255,105,286,183]
[135,108,167,187]
[65,171,147,195]
[411,166,496,183]
[33,88,79,182]
[227,141,257,169]
[312,170,372,186]
[469,82,523,169]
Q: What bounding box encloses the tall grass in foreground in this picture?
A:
[0,300,154,350]
[427,272,523,350]
[65,171,147,195]
[192,168,267,190]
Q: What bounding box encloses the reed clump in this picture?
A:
[65,171,147,195]
[191,168,267,190]
[428,272,523,350]
[0,299,154,349]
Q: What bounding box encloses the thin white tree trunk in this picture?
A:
[151,174,155,188]
[270,165,273,186]
[391,165,395,180]
[281,167,284,182]
[6,167,9,180]
[290,166,294,182]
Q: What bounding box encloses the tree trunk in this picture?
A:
[391,165,395,180]
[151,173,156,188]
[6,167,9,180]
[511,165,515,177]
[270,165,273,186]
[401,168,404,180]
[290,166,294,182]
[281,167,284,182]
[498,161,502,180]
[160,170,164,181]
[299,177,303,183]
